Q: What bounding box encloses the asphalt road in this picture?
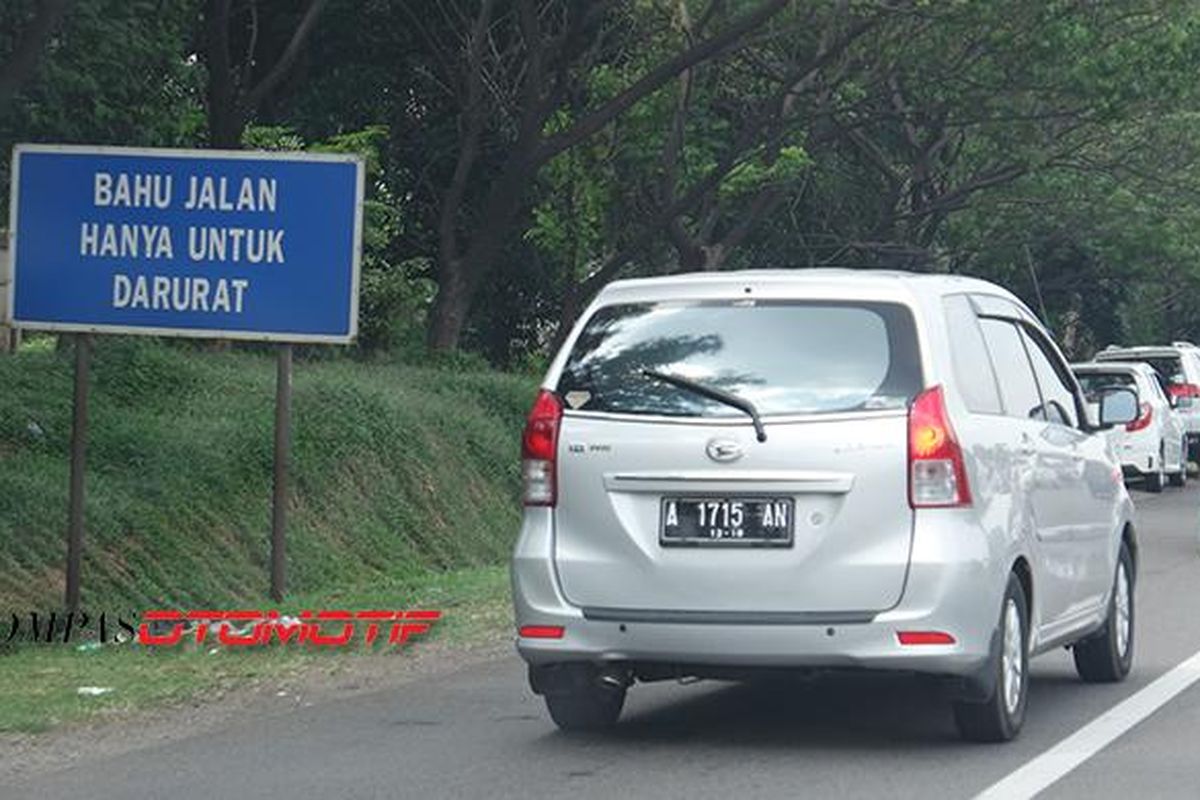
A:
[10,482,1200,800]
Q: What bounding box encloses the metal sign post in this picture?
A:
[65,333,90,612]
[270,344,292,602]
[0,231,15,354]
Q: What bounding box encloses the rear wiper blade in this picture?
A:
[642,369,767,443]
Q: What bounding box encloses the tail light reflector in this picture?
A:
[897,631,956,646]
[1126,402,1153,432]
[1168,383,1200,398]
[522,390,563,506]
[519,625,565,639]
[908,385,972,508]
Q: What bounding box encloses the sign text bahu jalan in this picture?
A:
[83,173,287,314]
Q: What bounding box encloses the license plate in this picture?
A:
[660,497,794,547]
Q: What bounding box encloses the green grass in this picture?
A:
[0,338,533,733]
[0,338,535,610]
[0,566,512,734]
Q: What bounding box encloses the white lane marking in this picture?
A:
[974,650,1200,799]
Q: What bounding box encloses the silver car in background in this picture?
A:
[512,270,1139,742]
[1073,361,1187,492]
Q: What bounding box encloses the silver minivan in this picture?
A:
[512,270,1139,742]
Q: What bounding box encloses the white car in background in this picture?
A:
[1095,343,1200,463]
[1073,361,1187,492]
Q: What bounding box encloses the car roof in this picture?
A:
[1097,346,1185,357]
[599,268,1026,306]
[1072,361,1154,375]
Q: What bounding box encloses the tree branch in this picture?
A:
[439,0,497,266]
[536,0,790,162]
[243,0,329,110]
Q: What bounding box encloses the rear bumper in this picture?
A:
[511,508,1004,678]
[1115,436,1161,475]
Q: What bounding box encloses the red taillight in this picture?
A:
[908,385,972,508]
[1168,383,1200,398]
[1126,401,1153,432]
[522,390,563,506]
[519,625,565,639]
[897,631,956,646]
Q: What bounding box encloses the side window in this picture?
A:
[1189,352,1200,384]
[978,318,1044,420]
[1145,372,1168,403]
[942,296,1003,414]
[1149,370,1169,399]
[1019,326,1079,428]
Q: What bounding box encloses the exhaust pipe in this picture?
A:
[595,664,631,691]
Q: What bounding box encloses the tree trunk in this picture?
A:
[207,106,244,150]
[203,0,241,149]
[426,265,472,352]
[428,142,539,352]
[552,280,585,353]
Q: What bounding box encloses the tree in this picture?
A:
[200,0,329,148]
[814,1,1200,266]
[404,0,790,351]
[525,1,890,337]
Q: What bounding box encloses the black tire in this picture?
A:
[1146,450,1165,493]
[544,684,626,732]
[1074,542,1135,683]
[954,573,1029,743]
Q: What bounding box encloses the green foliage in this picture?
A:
[525,114,613,275]
[0,0,203,216]
[720,145,812,198]
[240,123,432,353]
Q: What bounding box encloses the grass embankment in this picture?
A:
[0,338,535,732]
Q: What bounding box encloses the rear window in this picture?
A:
[1076,371,1136,402]
[556,300,922,417]
[1097,352,1183,384]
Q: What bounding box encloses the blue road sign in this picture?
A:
[6,144,363,343]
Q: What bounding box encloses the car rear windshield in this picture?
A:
[1076,371,1136,401]
[1097,352,1182,383]
[556,300,922,417]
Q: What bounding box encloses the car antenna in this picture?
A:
[1023,243,1051,327]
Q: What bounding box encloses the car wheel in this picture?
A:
[1146,448,1166,493]
[953,573,1029,743]
[1170,439,1188,487]
[544,683,626,732]
[1170,467,1187,487]
[1073,542,1135,683]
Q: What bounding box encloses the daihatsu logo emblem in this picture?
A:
[706,439,743,463]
